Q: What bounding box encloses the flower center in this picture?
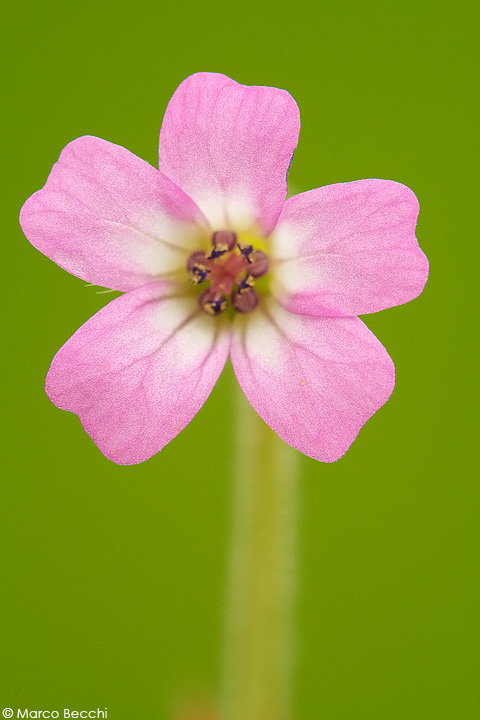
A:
[186,230,269,316]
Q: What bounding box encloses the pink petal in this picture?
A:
[230,301,395,462]
[158,72,300,236]
[272,179,429,317]
[20,136,208,291]
[45,282,230,464]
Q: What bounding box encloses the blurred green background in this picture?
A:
[1,0,478,717]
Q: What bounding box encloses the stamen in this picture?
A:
[238,243,254,261]
[210,230,237,258]
[187,251,211,284]
[199,288,227,316]
[237,274,255,294]
[248,250,269,278]
[232,287,259,313]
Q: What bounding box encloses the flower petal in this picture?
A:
[45,282,230,464]
[230,301,395,462]
[158,72,300,235]
[272,179,429,316]
[20,136,208,291]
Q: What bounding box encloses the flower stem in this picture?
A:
[221,372,299,720]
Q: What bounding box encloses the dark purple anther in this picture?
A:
[237,274,255,294]
[232,287,259,313]
[238,243,254,261]
[210,230,237,258]
[248,250,269,278]
[187,251,211,284]
[199,288,227,316]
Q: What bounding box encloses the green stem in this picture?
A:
[221,374,299,720]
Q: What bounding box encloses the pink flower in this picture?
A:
[19,73,428,465]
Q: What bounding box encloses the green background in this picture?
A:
[2,0,478,717]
